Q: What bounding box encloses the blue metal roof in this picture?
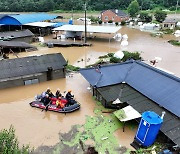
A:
[80,61,180,117]
[0,13,57,25]
[80,62,132,87]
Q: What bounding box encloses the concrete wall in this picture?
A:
[52,68,66,79]
[0,68,66,89]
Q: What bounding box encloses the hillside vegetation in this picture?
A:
[0,0,179,12]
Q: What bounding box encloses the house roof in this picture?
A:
[0,41,36,49]
[0,29,34,39]
[53,25,121,34]
[0,53,67,80]
[97,84,180,146]
[101,9,128,17]
[80,60,180,117]
[163,18,179,23]
[0,13,57,25]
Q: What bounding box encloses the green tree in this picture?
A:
[0,125,32,153]
[154,10,167,23]
[139,12,152,22]
[121,51,142,62]
[128,0,140,18]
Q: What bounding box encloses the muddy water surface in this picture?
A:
[1,26,180,149]
[0,73,95,147]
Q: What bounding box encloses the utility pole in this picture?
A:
[84,2,87,43]
[175,0,179,16]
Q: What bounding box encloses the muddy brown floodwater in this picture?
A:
[0,26,180,150]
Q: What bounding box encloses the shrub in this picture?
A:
[121,21,126,26]
[88,16,99,23]
[98,20,102,24]
[121,51,141,62]
[66,65,80,71]
[115,22,119,26]
[107,53,114,57]
[168,40,180,46]
[108,20,113,23]
[161,29,174,34]
[0,125,32,153]
[110,57,121,63]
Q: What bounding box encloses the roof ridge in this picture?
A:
[136,61,180,83]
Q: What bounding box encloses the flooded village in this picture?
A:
[0,9,180,154]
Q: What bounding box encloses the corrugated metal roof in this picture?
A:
[97,84,180,146]
[80,62,132,87]
[80,60,180,117]
[0,29,34,39]
[0,13,57,25]
[0,53,67,80]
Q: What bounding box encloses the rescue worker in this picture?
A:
[42,94,51,111]
[55,89,62,98]
[65,90,74,105]
[46,88,54,97]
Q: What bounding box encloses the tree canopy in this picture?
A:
[154,10,167,23]
[128,0,140,18]
[0,0,179,12]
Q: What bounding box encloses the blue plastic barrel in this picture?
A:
[135,111,163,147]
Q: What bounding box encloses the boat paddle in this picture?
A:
[41,101,51,112]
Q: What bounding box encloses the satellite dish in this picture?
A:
[114,51,124,59]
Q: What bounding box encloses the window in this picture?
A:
[112,17,114,21]
[24,78,39,85]
[105,16,108,20]
[164,24,168,27]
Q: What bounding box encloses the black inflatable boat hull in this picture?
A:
[30,101,80,113]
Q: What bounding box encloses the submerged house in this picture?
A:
[80,60,180,148]
[0,29,34,43]
[101,9,129,24]
[0,53,67,89]
[162,18,179,29]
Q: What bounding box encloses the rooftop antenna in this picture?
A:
[175,0,179,16]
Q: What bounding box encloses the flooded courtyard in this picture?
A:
[0,26,180,152]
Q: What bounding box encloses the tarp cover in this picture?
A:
[114,105,141,122]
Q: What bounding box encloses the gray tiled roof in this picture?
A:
[0,41,36,48]
[0,29,34,39]
[0,53,67,80]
